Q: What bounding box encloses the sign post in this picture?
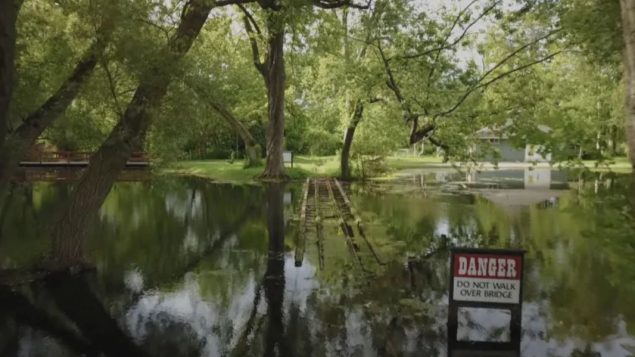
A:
[448,248,525,357]
[283,151,294,168]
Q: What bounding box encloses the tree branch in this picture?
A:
[237,3,262,36]
[433,50,561,119]
[312,0,371,9]
[428,136,449,151]
[214,0,258,6]
[377,41,405,106]
[238,4,266,76]
[101,60,124,117]
[410,121,435,144]
[185,78,258,147]
[397,0,501,61]
[14,38,106,141]
[422,0,501,106]
[476,29,561,86]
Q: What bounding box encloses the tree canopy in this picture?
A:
[0,0,629,183]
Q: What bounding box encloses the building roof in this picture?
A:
[475,121,552,140]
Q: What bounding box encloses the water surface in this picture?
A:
[1,169,634,356]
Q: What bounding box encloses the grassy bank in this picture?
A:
[163,155,632,184]
[163,155,447,183]
[162,156,341,184]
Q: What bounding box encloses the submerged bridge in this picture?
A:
[19,151,150,168]
[294,178,385,274]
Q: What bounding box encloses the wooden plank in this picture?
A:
[294,178,311,267]
[334,179,385,265]
[326,179,369,273]
[314,178,324,270]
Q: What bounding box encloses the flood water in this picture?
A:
[1,169,635,356]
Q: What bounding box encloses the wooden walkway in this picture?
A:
[294,178,385,273]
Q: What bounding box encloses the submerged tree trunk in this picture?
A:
[0,40,104,196]
[46,0,213,270]
[620,0,635,169]
[0,0,21,149]
[340,100,364,180]
[260,20,287,181]
[206,100,261,167]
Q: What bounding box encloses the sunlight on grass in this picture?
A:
[163,155,631,183]
[163,155,341,183]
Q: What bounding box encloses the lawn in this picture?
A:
[576,157,633,173]
[163,155,632,184]
[163,155,342,184]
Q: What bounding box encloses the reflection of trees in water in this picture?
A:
[3,175,635,356]
[221,182,447,356]
[353,174,635,353]
[91,179,265,289]
[0,178,268,357]
[529,174,635,341]
[263,182,288,357]
[0,182,154,356]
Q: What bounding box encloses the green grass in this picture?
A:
[163,155,341,184]
[576,157,633,173]
[384,155,445,169]
[163,155,632,184]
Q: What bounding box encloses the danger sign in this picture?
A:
[451,252,523,304]
[447,248,525,355]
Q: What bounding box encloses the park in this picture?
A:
[1,0,635,356]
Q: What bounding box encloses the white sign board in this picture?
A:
[283,151,293,163]
[452,253,522,304]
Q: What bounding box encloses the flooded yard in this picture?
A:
[1,169,634,356]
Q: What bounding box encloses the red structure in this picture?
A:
[20,151,150,167]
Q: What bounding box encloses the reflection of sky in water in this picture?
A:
[124,255,318,356]
[121,255,635,356]
[457,307,511,342]
[3,175,635,356]
[435,217,450,237]
[521,303,635,357]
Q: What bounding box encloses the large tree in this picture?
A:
[0,38,106,195]
[621,0,635,168]
[0,0,127,198]
[0,0,22,148]
[238,0,370,181]
[0,0,22,191]
[376,1,561,156]
[46,0,218,269]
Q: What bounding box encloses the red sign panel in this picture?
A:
[453,253,522,280]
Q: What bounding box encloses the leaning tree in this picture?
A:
[360,0,562,160]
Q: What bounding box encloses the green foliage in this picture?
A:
[559,0,622,66]
[8,0,626,167]
[481,36,624,161]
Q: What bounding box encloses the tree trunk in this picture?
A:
[206,100,261,167]
[409,117,436,145]
[340,100,364,180]
[260,18,287,181]
[45,0,213,270]
[621,0,635,169]
[0,0,21,149]
[0,40,103,196]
